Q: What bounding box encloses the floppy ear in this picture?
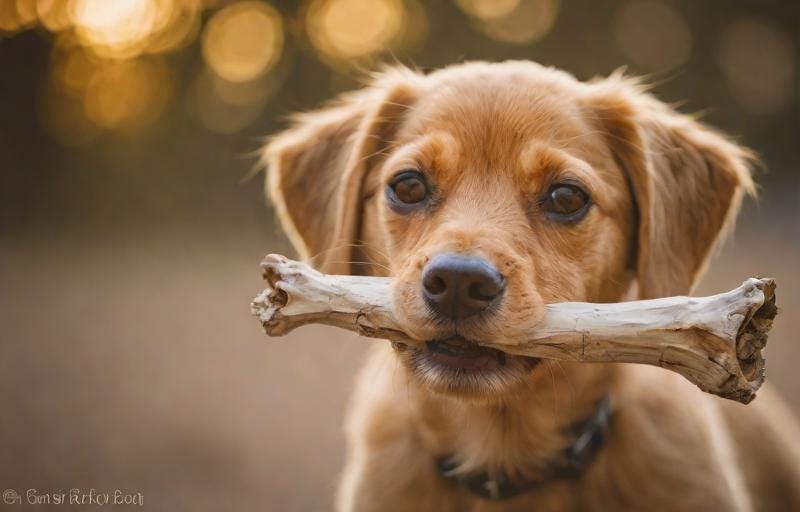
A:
[585,74,756,298]
[262,69,419,274]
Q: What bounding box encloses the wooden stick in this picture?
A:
[251,254,777,404]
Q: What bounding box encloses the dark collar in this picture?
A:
[435,396,613,501]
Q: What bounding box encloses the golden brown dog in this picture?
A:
[262,61,800,511]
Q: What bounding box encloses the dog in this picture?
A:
[261,61,800,511]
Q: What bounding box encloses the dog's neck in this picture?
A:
[407,361,617,478]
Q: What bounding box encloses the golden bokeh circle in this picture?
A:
[718,20,795,114]
[456,0,520,21]
[69,0,159,59]
[189,69,273,134]
[469,0,559,45]
[613,0,692,72]
[0,0,37,32]
[82,58,171,131]
[145,1,201,55]
[305,0,405,60]
[202,1,284,83]
[36,0,73,32]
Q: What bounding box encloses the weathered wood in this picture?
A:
[251,254,777,404]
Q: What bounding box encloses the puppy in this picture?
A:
[262,61,800,511]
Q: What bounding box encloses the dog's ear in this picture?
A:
[585,73,756,298]
[262,68,420,273]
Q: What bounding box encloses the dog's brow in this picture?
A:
[387,131,461,175]
[518,141,567,177]
[427,131,461,170]
[517,142,604,197]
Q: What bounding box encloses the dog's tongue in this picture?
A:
[427,341,501,371]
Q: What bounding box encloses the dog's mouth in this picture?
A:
[414,336,541,373]
[426,338,506,371]
[397,336,543,396]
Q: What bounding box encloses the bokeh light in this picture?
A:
[69,0,159,59]
[40,38,173,144]
[39,59,102,147]
[305,0,405,60]
[189,68,280,134]
[718,19,795,115]
[0,2,21,32]
[202,1,284,83]
[11,0,212,143]
[52,44,97,94]
[15,0,38,27]
[0,0,37,33]
[613,0,692,72]
[459,0,559,45]
[396,0,428,55]
[211,71,280,108]
[145,1,201,55]
[456,0,520,21]
[2,0,794,147]
[16,0,37,20]
[83,57,172,131]
[36,0,73,32]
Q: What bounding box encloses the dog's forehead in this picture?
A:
[401,66,596,166]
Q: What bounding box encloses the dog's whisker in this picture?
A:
[306,243,393,272]
[324,260,393,274]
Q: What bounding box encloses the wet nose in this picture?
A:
[421,253,506,320]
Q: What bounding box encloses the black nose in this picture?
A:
[421,253,506,320]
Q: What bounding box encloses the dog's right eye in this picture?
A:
[386,171,429,211]
[540,182,591,222]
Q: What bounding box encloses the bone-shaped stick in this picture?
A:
[251,254,777,404]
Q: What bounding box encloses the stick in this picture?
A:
[251,254,777,404]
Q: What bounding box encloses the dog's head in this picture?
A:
[263,61,754,400]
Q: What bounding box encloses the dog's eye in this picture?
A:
[541,183,591,221]
[387,171,429,210]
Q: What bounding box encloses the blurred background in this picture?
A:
[0,0,797,509]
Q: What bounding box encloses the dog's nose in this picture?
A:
[421,253,506,320]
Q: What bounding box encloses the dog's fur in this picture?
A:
[262,61,800,511]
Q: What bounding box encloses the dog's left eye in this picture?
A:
[386,171,429,211]
[541,183,591,221]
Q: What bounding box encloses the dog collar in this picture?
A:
[435,395,613,501]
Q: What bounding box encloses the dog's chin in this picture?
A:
[395,337,542,401]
